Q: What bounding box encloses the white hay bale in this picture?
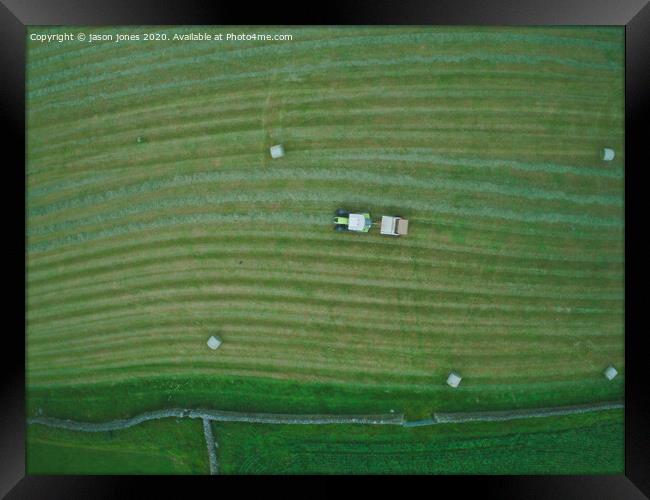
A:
[270,144,285,159]
[602,148,615,161]
[446,371,462,388]
[207,335,222,350]
[603,365,618,380]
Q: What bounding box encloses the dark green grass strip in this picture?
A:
[215,408,623,474]
[27,375,623,422]
[26,404,622,475]
[27,417,208,474]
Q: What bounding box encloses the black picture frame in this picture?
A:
[2,0,647,497]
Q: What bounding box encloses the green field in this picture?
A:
[214,409,623,474]
[26,26,624,473]
[26,408,622,475]
[28,418,208,474]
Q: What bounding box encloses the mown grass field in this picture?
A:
[26,26,624,473]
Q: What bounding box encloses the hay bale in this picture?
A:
[603,365,618,380]
[602,148,615,161]
[446,371,462,388]
[270,144,285,159]
[207,335,222,350]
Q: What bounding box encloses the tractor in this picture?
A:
[333,209,372,232]
[333,209,408,236]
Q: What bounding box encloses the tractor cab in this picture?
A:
[333,209,372,232]
[334,209,408,236]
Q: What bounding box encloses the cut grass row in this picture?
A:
[27,204,622,254]
[27,321,622,377]
[27,40,620,106]
[30,238,624,394]
[26,203,622,256]
[27,284,621,332]
[27,26,621,68]
[27,351,623,389]
[27,27,621,80]
[27,228,622,298]
[28,65,622,134]
[27,273,622,334]
[28,274,622,386]
[28,110,622,167]
[30,324,621,367]
[27,296,622,353]
[28,103,621,172]
[27,269,622,318]
[28,346,621,389]
[27,176,622,238]
[27,204,623,266]
[28,264,622,315]
[26,224,623,292]
[28,90,621,162]
[28,165,622,223]
[28,150,622,213]
[28,31,620,138]
[32,231,624,394]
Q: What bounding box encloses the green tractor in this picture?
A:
[334,208,409,236]
[333,209,372,232]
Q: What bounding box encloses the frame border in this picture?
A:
[2,0,647,497]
